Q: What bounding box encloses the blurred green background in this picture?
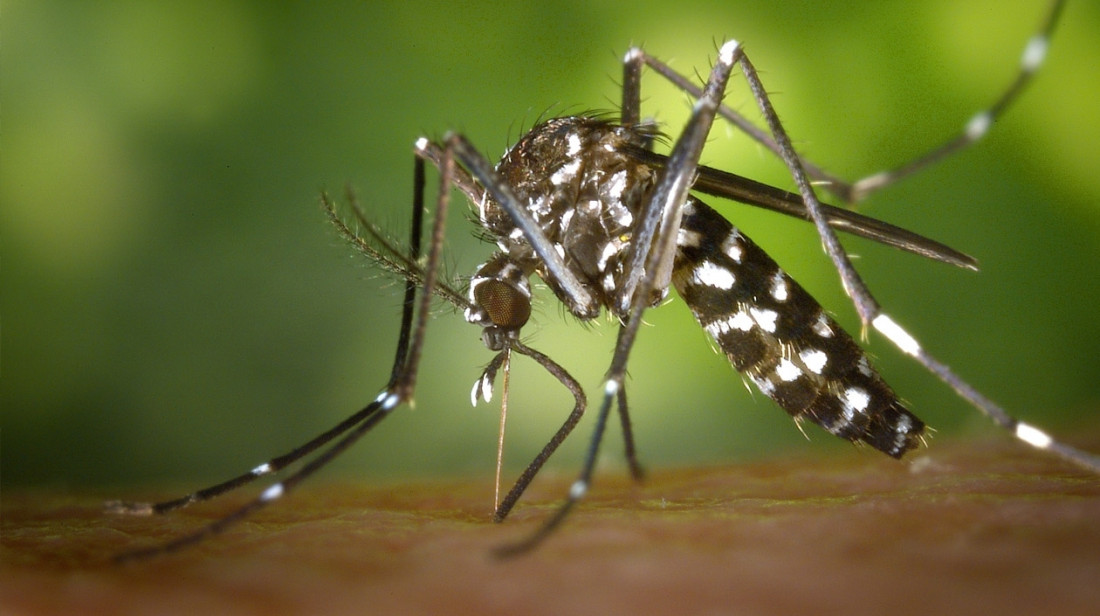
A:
[5,1,1099,491]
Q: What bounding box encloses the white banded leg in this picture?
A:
[623,0,1065,204]
[496,39,746,556]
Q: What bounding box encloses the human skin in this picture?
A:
[3,434,1099,616]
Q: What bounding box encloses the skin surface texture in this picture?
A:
[4,433,1099,616]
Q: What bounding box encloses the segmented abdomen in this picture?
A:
[672,198,924,458]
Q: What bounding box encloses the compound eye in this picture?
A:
[474,279,531,330]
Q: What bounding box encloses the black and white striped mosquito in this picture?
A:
[110,0,1097,560]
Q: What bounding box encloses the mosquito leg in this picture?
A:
[496,41,744,554]
[493,341,587,522]
[633,0,1065,204]
[621,47,644,127]
[630,47,844,192]
[392,139,456,399]
[107,155,434,520]
[104,401,390,517]
[615,40,742,317]
[388,155,427,383]
[735,44,1100,473]
[630,8,1093,473]
[493,372,612,558]
[112,142,460,559]
[616,386,645,481]
[845,0,1065,202]
[113,394,401,563]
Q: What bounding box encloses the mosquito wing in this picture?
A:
[627,146,977,270]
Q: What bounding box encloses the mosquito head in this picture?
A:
[465,254,533,351]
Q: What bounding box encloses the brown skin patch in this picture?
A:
[4,433,1100,616]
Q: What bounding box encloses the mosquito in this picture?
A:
[109,0,1096,561]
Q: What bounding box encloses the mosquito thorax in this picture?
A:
[482,116,662,319]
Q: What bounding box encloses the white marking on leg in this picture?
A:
[260,483,284,502]
[693,97,715,114]
[965,111,992,142]
[1021,35,1048,72]
[251,463,273,476]
[414,137,429,152]
[570,480,588,500]
[604,379,620,395]
[872,314,921,356]
[381,393,401,411]
[624,47,643,63]
[1015,421,1053,449]
[718,40,740,66]
[856,170,892,194]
